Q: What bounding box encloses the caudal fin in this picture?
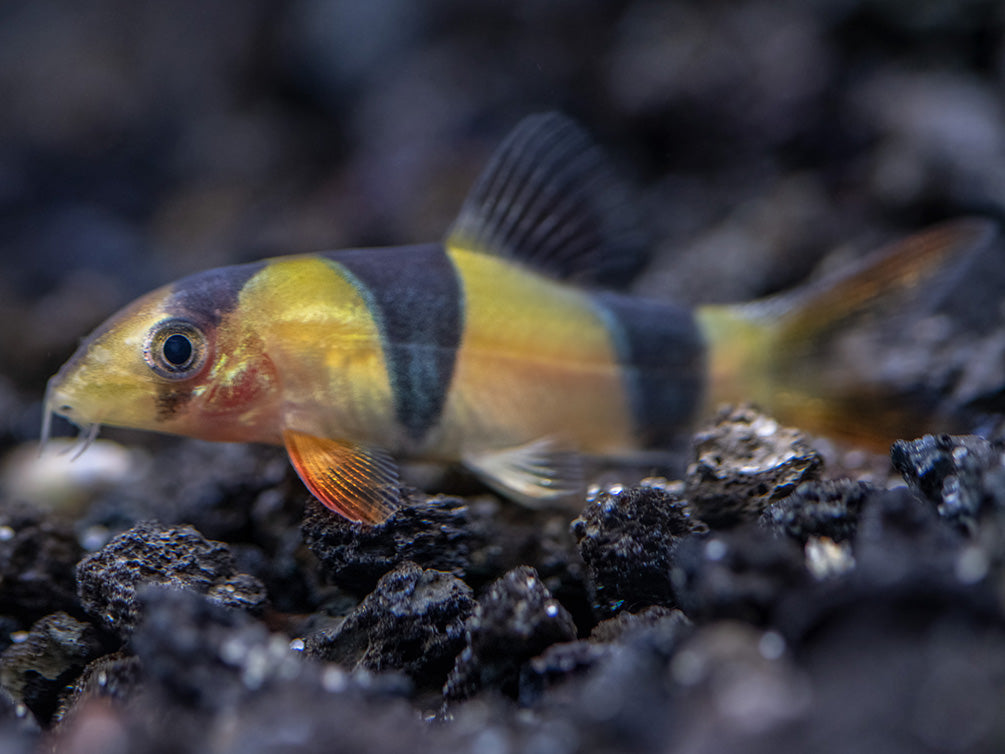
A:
[699,218,999,448]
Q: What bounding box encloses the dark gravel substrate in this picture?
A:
[3,3,1005,752]
[2,414,1005,753]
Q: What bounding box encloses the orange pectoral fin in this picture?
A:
[282,429,403,524]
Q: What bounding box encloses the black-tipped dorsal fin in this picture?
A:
[446,113,648,288]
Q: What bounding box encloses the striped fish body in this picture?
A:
[44,113,994,522]
[227,243,703,461]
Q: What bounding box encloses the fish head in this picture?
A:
[45,265,282,445]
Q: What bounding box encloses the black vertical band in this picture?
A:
[330,244,464,442]
[594,292,706,448]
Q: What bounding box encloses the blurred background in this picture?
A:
[2,0,1004,452]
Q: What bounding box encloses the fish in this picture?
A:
[43,113,997,524]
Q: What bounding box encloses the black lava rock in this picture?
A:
[0,612,105,726]
[111,587,415,752]
[686,406,825,528]
[76,521,267,637]
[0,687,37,754]
[304,562,474,691]
[78,443,290,544]
[672,525,808,625]
[853,486,965,585]
[891,433,1005,530]
[589,606,692,646]
[572,484,704,618]
[517,640,613,707]
[443,566,577,704]
[760,479,879,544]
[302,495,494,596]
[0,501,82,625]
[57,651,143,724]
[130,587,283,712]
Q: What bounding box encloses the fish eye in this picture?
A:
[144,319,208,380]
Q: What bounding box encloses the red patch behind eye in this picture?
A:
[203,357,277,415]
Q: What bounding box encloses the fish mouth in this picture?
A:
[40,376,102,460]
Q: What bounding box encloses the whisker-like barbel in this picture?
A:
[70,423,101,461]
[39,378,54,456]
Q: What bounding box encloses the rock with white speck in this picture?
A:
[687,406,824,528]
[76,521,267,637]
[443,566,576,704]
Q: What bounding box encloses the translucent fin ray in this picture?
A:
[283,429,402,524]
[463,437,584,507]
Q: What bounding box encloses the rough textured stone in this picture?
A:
[302,495,493,596]
[304,562,474,690]
[760,479,878,544]
[56,651,143,725]
[672,525,808,625]
[572,484,704,618]
[443,566,577,703]
[76,522,267,636]
[0,501,82,625]
[891,433,1005,530]
[686,406,824,527]
[0,612,105,726]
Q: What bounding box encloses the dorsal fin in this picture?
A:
[446,113,648,288]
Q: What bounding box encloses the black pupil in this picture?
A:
[162,333,193,367]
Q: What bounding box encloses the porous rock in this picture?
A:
[302,494,493,596]
[517,640,613,706]
[0,612,105,726]
[852,486,964,585]
[130,586,288,711]
[589,605,692,645]
[304,561,474,690]
[672,525,808,625]
[443,566,576,703]
[891,433,1005,530]
[572,484,704,618]
[760,479,878,544]
[76,521,267,637]
[78,443,289,543]
[109,587,415,750]
[686,405,824,527]
[0,501,82,624]
[0,686,37,754]
[55,651,143,725]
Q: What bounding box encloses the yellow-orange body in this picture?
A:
[44,113,993,522]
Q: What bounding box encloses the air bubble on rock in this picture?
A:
[10,630,28,644]
[545,603,559,618]
[289,637,305,651]
[0,525,14,541]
